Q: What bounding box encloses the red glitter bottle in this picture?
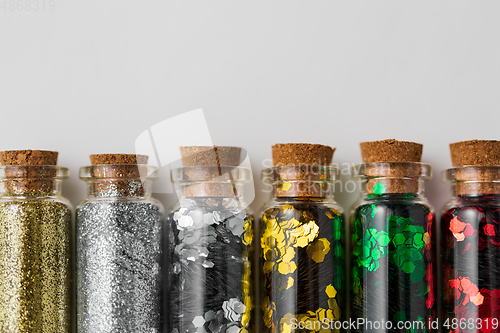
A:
[441,140,500,333]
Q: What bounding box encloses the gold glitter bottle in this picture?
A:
[259,143,345,333]
[0,150,72,333]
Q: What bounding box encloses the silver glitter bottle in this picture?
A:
[167,146,254,333]
[76,154,164,333]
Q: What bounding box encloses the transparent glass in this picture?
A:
[350,162,436,333]
[0,165,72,332]
[441,166,500,330]
[166,166,254,333]
[259,165,345,333]
[76,164,164,332]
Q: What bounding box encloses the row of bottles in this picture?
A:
[0,139,497,332]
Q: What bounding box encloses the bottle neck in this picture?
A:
[86,179,152,198]
[359,178,426,196]
[444,166,500,197]
[0,165,67,198]
[0,178,63,197]
[262,165,338,200]
[353,162,431,197]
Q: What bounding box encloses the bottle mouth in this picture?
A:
[79,165,158,180]
[442,165,500,184]
[261,165,339,184]
[0,165,69,179]
[171,166,252,183]
[352,162,432,179]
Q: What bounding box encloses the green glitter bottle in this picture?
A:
[350,140,436,333]
[0,150,72,333]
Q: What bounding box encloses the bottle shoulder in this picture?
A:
[260,198,344,219]
[351,194,433,213]
[76,196,164,214]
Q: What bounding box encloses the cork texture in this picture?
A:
[450,140,500,167]
[271,143,335,198]
[449,140,500,195]
[0,150,60,195]
[180,146,241,197]
[89,154,148,165]
[272,143,334,166]
[0,150,58,166]
[89,154,150,197]
[359,140,424,194]
[180,146,241,167]
[360,139,422,163]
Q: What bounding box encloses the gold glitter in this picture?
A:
[281,182,292,191]
[0,201,71,332]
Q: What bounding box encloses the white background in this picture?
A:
[1,1,499,216]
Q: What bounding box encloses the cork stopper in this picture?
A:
[449,140,500,196]
[449,140,500,167]
[180,146,241,167]
[179,146,241,197]
[90,154,148,165]
[272,143,334,166]
[0,150,58,166]
[0,150,61,195]
[88,154,150,197]
[271,143,335,198]
[360,139,422,163]
[359,139,424,194]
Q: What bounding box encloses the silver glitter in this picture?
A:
[77,201,163,333]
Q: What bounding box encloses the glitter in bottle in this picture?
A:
[441,140,500,333]
[167,146,254,333]
[0,150,72,332]
[259,143,345,333]
[76,154,164,333]
[350,140,436,333]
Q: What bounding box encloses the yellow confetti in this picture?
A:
[281,182,292,191]
[296,236,309,248]
[423,232,430,245]
[307,238,331,263]
[282,248,295,263]
[263,261,274,273]
[278,262,290,274]
[328,298,338,311]
[325,285,337,298]
[286,277,294,290]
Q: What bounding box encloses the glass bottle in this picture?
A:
[259,143,345,333]
[350,141,436,333]
[441,140,500,332]
[167,146,254,333]
[0,150,72,332]
[76,154,164,333]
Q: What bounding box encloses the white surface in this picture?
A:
[1,1,500,216]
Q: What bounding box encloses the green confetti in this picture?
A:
[374,231,390,246]
[370,204,377,218]
[413,234,424,249]
[402,261,415,274]
[373,183,386,195]
[410,269,425,283]
[392,233,406,245]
